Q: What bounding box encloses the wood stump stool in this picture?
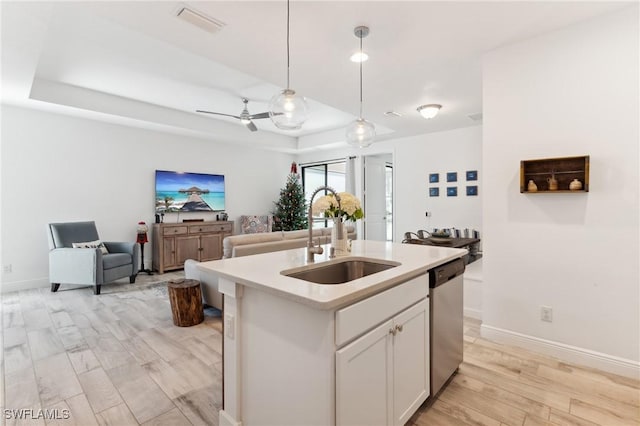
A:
[168,279,204,327]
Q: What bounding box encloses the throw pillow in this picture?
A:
[240,215,273,234]
[72,240,109,254]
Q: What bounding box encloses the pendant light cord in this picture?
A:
[359,34,363,118]
[286,0,291,90]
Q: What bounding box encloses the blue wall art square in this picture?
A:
[447,172,457,182]
[447,187,457,197]
[466,170,478,181]
[429,173,439,183]
[429,187,439,197]
[466,185,478,196]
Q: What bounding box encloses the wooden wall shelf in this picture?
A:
[520,155,589,193]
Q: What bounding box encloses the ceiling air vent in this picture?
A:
[468,112,483,122]
[175,6,226,34]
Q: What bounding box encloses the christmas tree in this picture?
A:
[272,162,308,231]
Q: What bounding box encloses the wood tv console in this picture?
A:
[152,221,233,274]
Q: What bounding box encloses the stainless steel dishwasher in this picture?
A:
[429,258,465,397]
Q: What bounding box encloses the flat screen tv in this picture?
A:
[155,170,225,213]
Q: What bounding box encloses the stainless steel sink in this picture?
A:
[281,258,400,284]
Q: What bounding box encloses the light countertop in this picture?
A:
[197,240,467,310]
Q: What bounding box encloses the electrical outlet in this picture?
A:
[425,211,432,217]
[224,313,235,340]
[541,306,553,322]
[3,264,12,273]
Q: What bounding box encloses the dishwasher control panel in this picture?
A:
[430,258,465,287]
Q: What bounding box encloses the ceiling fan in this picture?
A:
[196,98,272,132]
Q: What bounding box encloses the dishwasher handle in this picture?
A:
[430,258,465,288]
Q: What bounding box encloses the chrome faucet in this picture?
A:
[308,186,342,262]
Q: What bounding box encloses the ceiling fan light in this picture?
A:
[417,104,442,119]
[346,118,375,148]
[268,89,309,130]
[350,51,369,63]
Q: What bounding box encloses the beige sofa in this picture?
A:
[184,226,356,310]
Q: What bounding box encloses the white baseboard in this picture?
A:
[1,277,50,294]
[464,307,482,320]
[480,324,640,379]
[219,410,242,426]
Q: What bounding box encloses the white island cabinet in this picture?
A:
[197,240,466,426]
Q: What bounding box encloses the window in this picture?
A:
[302,161,346,228]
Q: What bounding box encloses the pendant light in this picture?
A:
[268,0,309,130]
[346,26,375,148]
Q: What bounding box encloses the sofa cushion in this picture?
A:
[223,232,282,258]
[283,229,314,240]
[233,239,309,257]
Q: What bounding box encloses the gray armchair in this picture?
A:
[47,221,139,295]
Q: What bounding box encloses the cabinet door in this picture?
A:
[392,299,429,426]
[175,235,200,266]
[162,238,177,269]
[200,233,223,261]
[336,319,393,426]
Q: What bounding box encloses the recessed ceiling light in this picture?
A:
[417,104,442,119]
[350,51,369,63]
[384,111,402,117]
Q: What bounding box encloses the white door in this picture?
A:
[364,155,388,241]
[392,299,430,425]
[336,319,394,426]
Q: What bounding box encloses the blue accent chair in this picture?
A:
[47,221,139,295]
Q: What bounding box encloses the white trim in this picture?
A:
[1,277,49,293]
[219,409,242,426]
[480,324,640,379]
[463,307,482,320]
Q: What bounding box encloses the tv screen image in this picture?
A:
[155,170,225,213]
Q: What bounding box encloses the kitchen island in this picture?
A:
[197,240,466,426]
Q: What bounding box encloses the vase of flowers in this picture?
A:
[311,192,364,256]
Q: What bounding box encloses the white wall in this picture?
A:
[392,126,482,242]
[0,106,295,292]
[482,6,639,376]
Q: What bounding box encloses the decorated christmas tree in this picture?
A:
[272,162,308,231]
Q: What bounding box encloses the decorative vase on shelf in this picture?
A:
[569,179,583,191]
[331,217,349,257]
[527,180,538,192]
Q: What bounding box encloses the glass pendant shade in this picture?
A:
[268,89,309,130]
[346,118,375,148]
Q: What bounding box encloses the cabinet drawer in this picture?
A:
[189,223,231,233]
[163,226,188,235]
[335,274,428,347]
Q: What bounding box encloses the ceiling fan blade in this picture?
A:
[245,120,258,132]
[196,110,241,119]
[248,112,271,120]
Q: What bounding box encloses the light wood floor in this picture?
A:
[1,273,638,426]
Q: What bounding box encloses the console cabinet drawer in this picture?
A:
[335,273,428,347]
[163,226,188,235]
[189,223,232,234]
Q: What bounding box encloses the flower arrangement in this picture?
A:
[311,192,364,222]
